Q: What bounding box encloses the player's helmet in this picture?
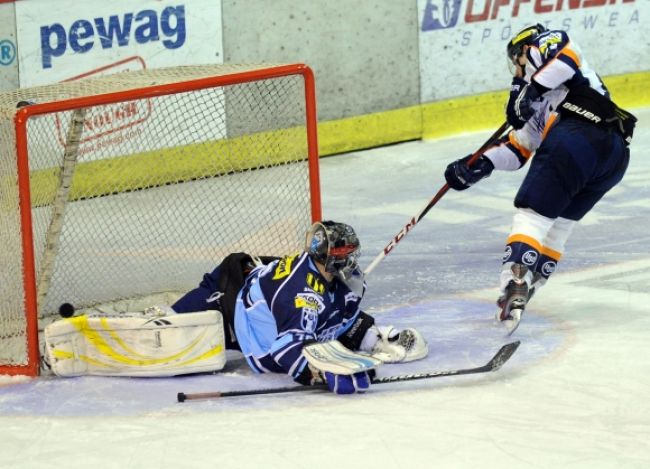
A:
[306,221,360,276]
[506,23,548,62]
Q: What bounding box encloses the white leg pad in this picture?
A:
[44,311,226,377]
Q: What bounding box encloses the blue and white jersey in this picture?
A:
[486,29,609,171]
[234,252,364,381]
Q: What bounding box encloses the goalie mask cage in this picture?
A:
[0,63,321,376]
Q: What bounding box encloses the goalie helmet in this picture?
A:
[506,23,548,62]
[306,221,360,277]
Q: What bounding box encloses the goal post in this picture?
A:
[0,63,321,376]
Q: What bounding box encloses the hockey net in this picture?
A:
[0,63,321,376]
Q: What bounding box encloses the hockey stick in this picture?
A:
[177,340,519,402]
[363,121,510,275]
[37,108,87,311]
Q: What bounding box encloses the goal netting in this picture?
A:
[0,63,320,376]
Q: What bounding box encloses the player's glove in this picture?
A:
[368,326,429,363]
[506,77,540,129]
[324,371,372,394]
[295,351,375,394]
[444,153,494,191]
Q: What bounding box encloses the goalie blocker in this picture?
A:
[44,310,226,377]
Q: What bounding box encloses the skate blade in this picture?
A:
[502,309,523,336]
[495,306,514,322]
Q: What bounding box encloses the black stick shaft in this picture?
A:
[177,341,519,402]
[178,384,328,402]
[372,341,520,384]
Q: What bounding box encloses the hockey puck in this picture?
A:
[177,392,186,403]
[58,302,75,318]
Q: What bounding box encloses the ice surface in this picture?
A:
[1,108,649,468]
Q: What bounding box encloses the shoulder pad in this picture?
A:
[534,30,569,60]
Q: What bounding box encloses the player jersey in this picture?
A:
[486,30,609,171]
[233,252,364,381]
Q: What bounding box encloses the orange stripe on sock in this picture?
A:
[540,245,562,261]
[506,234,542,252]
[508,235,563,260]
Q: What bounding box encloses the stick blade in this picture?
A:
[486,340,520,372]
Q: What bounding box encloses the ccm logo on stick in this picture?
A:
[40,5,186,69]
[384,217,416,254]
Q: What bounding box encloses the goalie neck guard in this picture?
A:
[306,221,360,277]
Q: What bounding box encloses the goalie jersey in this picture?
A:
[234,252,364,381]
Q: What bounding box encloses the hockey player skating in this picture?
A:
[443,24,636,333]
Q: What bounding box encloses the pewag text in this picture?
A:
[40,5,186,69]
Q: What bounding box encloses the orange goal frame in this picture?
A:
[1,63,321,376]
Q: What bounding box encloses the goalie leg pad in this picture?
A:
[44,311,226,377]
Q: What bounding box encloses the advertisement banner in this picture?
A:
[0,0,18,92]
[418,0,646,101]
[16,0,223,87]
[13,0,225,159]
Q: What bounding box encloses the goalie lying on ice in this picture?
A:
[44,221,428,393]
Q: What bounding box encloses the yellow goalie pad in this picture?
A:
[44,311,226,377]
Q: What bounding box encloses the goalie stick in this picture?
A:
[363,121,511,275]
[177,340,520,402]
[37,109,87,311]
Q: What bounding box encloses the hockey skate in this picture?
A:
[496,264,530,335]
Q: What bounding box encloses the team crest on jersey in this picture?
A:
[301,310,318,332]
[295,293,325,332]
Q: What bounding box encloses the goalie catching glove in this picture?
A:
[360,325,428,363]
